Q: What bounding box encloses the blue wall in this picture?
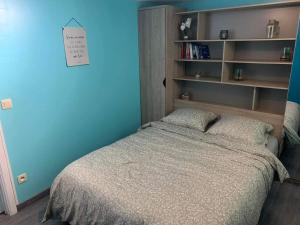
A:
[289,22,300,104]
[0,0,140,203]
[140,0,300,104]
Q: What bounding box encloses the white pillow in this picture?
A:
[207,115,274,145]
[162,108,218,132]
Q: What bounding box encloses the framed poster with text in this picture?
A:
[63,27,90,67]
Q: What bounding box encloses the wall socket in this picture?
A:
[17,173,28,184]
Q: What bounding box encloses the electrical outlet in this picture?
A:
[17,173,28,184]
[1,98,13,110]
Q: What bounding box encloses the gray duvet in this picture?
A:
[43,121,289,225]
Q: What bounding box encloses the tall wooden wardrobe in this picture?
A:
[138,6,179,125]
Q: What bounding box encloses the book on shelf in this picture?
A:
[180,43,211,60]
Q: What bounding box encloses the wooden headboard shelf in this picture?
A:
[165,3,300,140]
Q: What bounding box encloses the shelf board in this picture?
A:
[176,59,223,63]
[175,40,224,43]
[173,76,221,84]
[224,79,289,90]
[175,38,295,43]
[173,76,288,90]
[224,60,292,65]
[226,38,296,42]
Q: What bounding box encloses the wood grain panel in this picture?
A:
[139,8,166,124]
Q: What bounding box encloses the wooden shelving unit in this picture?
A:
[170,2,300,117]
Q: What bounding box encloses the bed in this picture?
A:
[43,107,288,225]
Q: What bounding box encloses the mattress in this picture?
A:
[44,121,288,225]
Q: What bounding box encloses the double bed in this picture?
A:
[43,106,288,225]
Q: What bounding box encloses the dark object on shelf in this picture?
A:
[180,17,192,40]
[180,92,190,101]
[195,73,203,79]
[219,30,229,39]
[180,43,210,60]
[199,45,210,59]
[280,47,292,61]
[266,19,280,39]
[234,68,243,81]
[181,29,193,40]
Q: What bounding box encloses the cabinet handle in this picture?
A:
[163,78,166,88]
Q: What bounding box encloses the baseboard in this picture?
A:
[17,188,50,211]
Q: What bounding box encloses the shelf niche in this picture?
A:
[181,82,254,110]
[223,40,295,62]
[253,88,288,115]
[185,61,222,80]
[177,41,224,61]
[222,63,291,90]
[197,6,300,40]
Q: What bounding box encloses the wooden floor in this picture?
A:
[0,196,68,225]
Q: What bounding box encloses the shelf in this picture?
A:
[224,79,289,90]
[224,60,292,65]
[177,59,292,65]
[173,76,221,84]
[175,38,295,43]
[176,59,223,63]
[175,40,224,43]
[225,38,296,42]
[173,76,288,90]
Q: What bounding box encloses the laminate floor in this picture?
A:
[0,196,68,225]
[258,181,300,225]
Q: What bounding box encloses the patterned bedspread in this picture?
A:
[43,121,289,225]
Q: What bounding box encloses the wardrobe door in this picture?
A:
[139,7,166,125]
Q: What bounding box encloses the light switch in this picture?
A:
[1,98,13,110]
